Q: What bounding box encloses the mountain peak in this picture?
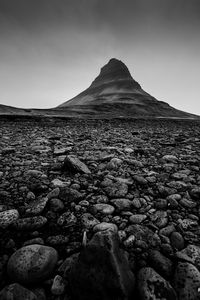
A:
[101,58,131,76]
[90,58,140,89]
[57,58,198,119]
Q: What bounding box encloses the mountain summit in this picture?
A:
[58,58,196,119]
[89,58,141,89]
[58,58,157,108]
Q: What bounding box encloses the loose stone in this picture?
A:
[51,274,66,295]
[0,209,19,229]
[13,216,47,230]
[7,244,58,284]
[175,244,200,271]
[173,262,200,300]
[123,235,135,248]
[92,203,115,215]
[148,250,173,278]
[170,231,185,250]
[81,213,100,230]
[0,283,37,300]
[46,235,69,246]
[129,214,147,224]
[110,198,132,211]
[63,155,91,174]
[93,222,118,233]
[25,197,48,216]
[49,198,64,212]
[137,267,177,300]
[57,212,77,228]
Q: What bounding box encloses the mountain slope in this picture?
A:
[0,58,198,119]
[58,58,197,118]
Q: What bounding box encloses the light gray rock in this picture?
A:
[103,182,128,198]
[0,209,19,229]
[123,235,135,248]
[51,275,66,295]
[150,210,168,228]
[162,155,178,162]
[107,157,123,170]
[129,214,147,224]
[132,198,142,209]
[25,197,48,216]
[7,244,58,284]
[110,198,132,211]
[93,222,118,233]
[93,203,115,215]
[57,212,77,228]
[179,198,197,208]
[81,213,100,230]
[177,218,198,231]
[63,155,91,174]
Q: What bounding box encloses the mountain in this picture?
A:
[57,58,197,119]
[0,58,198,119]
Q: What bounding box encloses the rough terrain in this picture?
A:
[1,117,200,299]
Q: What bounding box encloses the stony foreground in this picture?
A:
[0,117,200,299]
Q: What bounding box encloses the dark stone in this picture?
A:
[173,262,200,300]
[69,230,135,300]
[0,283,37,300]
[63,155,91,174]
[148,250,173,279]
[137,267,177,300]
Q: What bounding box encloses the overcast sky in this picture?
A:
[0,0,200,114]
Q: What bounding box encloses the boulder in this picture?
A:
[25,197,48,216]
[148,250,173,278]
[175,244,200,270]
[104,182,128,198]
[0,209,19,229]
[93,222,118,233]
[173,262,200,300]
[13,216,47,230]
[0,283,37,300]
[137,267,177,300]
[69,230,135,300]
[25,170,49,193]
[7,244,58,284]
[63,155,91,174]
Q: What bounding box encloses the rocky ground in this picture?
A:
[0,117,200,299]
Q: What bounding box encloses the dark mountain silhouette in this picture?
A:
[0,58,199,119]
[57,58,198,118]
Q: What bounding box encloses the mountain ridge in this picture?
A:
[57,58,198,119]
[0,58,199,119]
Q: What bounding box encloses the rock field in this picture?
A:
[1,117,200,299]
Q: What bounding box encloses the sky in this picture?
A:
[0,0,200,114]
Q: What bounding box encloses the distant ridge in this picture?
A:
[0,58,199,119]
